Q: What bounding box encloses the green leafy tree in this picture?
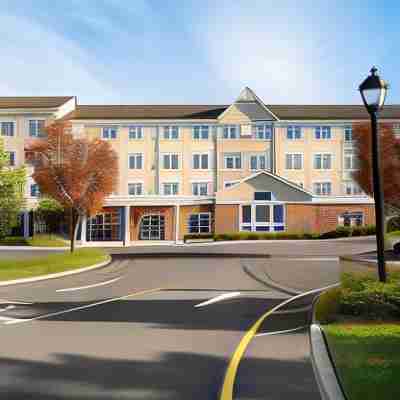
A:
[35,197,64,236]
[0,140,26,238]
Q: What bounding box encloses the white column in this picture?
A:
[23,211,30,238]
[80,216,87,244]
[175,204,180,243]
[124,206,131,246]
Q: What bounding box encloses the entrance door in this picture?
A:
[139,214,165,240]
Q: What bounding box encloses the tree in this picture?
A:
[35,197,64,236]
[26,122,119,252]
[352,122,400,210]
[0,139,26,238]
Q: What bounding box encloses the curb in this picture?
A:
[0,256,112,287]
[0,246,69,251]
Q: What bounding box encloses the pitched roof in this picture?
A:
[0,96,74,109]
[66,105,228,120]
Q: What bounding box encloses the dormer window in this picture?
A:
[254,191,272,201]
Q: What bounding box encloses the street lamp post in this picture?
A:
[359,67,389,282]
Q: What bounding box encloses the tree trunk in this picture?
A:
[70,208,76,253]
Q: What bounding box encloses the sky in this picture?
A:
[0,0,399,105]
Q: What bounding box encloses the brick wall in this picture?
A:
[215,204,239,234]
[179,204,214,240]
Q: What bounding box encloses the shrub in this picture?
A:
[387,216,400,233]
[183,233,214,242]
[315,287,341,323]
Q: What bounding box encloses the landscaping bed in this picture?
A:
[0,248,109,281]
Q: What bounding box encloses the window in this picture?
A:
[128,153,143,169]
[192,153,209,170]
[224,153,241,169]
[314,153,332,170]
[223,125,239,139]
[343,182,363,196]
[139,214,165,240]
[129,126,143,139]
[253,124,272,140]
[224,180,240,188]
[240,204,285,232]
[313,182,332,196]
[102,127,117,139]
[344,149,359,170]
[128,183,143,196]
[338,212,363,227]
[87,210,121,241]
[7,151,15,166]
[188,213,211,234]
[163,153,179,169]
[286,126,302,140]
[163,182,179,195]
[28,120,45,137]
[315,126,331,139]
[344,126,353,142]
[285,153,303,170]
[163,126,179,139]
[249,154,268,170]
[192,182,209,196]
[1,122,14,137]
[254,192,272,201]
[30,183,40,197]
[193,126,209,140]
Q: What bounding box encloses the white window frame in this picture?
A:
[344,149,359,171]
[163,125,179,140]
[187,212,211,234]
[192,182,209,196]
[239,203,286,232]
[102,127,118,140]
[253,124,272,140]
[338,212,364,227]
[28,119,45,137]
[192,125,209,140]
[223,125,239,139]
[313,181,332,196]
[343,182,363,196]
[6,151,16,166]
[162,182,179,196]
[223,153,242,169]
[344,126,353,142]
[129,126,143,140]
[128,153,144,170]
[285,153,303,170]
[313,153,333,170]
[286,126,302,140]
[192,152,209,170]
[314,126,332,140]
[249,153,268,171]
[128,182,144,196]
[162,153,180,170]
[1,121,15,137]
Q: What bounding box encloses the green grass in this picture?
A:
[0,236,28,246]
[387,230,400,238]
[324,323,400,400]
[0,234,68,247]
[0,248,109,281]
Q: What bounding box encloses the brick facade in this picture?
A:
[178,204,214,240]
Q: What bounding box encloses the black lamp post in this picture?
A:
[359,67,389,282]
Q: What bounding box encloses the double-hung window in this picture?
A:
[163,126,179,140]
[192,182,209,196]
[315,126,331,139]
[1,122,14,137]
[286,126,301,140]
[343,182,363,196]
[314,153,332,170]
[30,183,40,197]
[128,153,143,169]
[163,182,179,195]
[29,120,45,137]
[253,124,272,140]
[338,212,363,227]
[223,125,239,139]
[344,126,353,142]
[7,151,15,166]
[102,127,117,139]
[188,213,211,233]
[344,149,359,170]
[192,153,209,170]
[241,204,285,232]
[249,154,267,170]
[313,182,332,196]
[128,183,143,196]
[129,126,143,139]
[163,153,179,169]
[285,153,303,170]
[224,153,241,169]
[193,126,209,140]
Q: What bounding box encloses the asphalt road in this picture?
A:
[0,239,375,399]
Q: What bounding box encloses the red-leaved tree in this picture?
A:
[352,122,400,210]
[26,122,119,252]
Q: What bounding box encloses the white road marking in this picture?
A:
[0,315,24,323]
[3,287,162,326]
[272,257,339,261]
[0,299,33,305]
[194,292,241,308]
[255,325,307,337]
[272,305,312,315]
[0,305,15,313]
[56,276,122,293]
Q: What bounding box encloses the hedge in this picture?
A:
[184,225,376,242]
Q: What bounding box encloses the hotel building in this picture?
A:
[2,87,400,244]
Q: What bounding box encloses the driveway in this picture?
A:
[0,239,374,399]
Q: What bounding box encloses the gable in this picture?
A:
[218,104,251,124]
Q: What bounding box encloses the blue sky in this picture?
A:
[1,0,399,105]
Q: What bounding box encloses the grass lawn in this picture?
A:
[324,322,400,400]
[0,234,68,247]
[0,248,109,281]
